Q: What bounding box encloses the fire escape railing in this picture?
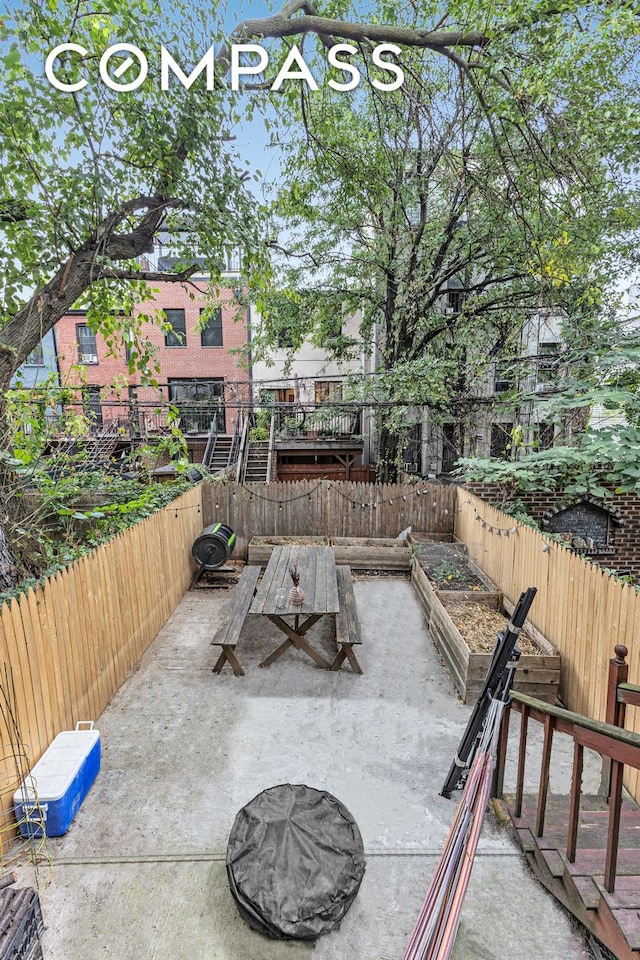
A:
[266,410,276,483]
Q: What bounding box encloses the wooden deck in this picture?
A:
[508,792,640,959]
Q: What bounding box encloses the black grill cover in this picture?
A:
[226,783,365,940]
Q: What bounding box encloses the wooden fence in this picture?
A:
[455,488,640,798]
[201,480,457,549]
[0,485,204,819]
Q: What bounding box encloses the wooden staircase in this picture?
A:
[494,646,640,960]
[509,794,640,959]
[206,435,233,474]
[243,440,269,482]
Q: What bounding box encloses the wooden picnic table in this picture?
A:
[250,545,340,669]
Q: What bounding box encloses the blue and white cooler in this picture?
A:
[14,721,101,838]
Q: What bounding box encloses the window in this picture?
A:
[490,423,513,460]
[164,309,186,347]
[24,343,44,366]
[535,421,555,451]
[315,381,343,404]
[77,324,98,364]
[447,288,464,314]
[168,378,225,433]
[277,326,294,349]
[83,385,103,427]
[537,342,560,384]
[223,248,242,272]
[327,316,342,340]
[445,277,465,315]
[494,362,516,394]
[200,308,223,347]
[442,423,463,473]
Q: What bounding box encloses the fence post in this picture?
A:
[602,644,629,797]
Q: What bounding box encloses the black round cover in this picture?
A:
[226,783,365,940]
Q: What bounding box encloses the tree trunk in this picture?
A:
[0,520,18,594]
[376,426,401,483]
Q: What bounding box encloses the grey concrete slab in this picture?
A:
[16,579,597,959]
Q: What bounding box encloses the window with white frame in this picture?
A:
[77,325,98,364]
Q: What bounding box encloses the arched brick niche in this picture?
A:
[541,497,623,554]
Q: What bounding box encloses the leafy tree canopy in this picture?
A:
[255,1,640,478]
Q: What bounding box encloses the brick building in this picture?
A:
[54,279,252,438]
[466,482,640,581]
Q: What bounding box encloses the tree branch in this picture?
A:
[97,265,199,282]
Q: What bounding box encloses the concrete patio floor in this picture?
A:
[16,577,599,959]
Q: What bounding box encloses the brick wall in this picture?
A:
[466,482,640,580]
[54,280,251,427]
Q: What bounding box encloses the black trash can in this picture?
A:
[191,523,236,570]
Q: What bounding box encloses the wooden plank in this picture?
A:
[1,601,34,764]
[324,548,339,613]
[213,567,260,645]
[34,582,65,737]
[310,547,325,612]
[607,909,640,950]
[43,573,74,733]
[335,567,362,645]
[333,566,363,673]
[17,591,49,755]
[572,875,602,910]
[601,875,640,909]
[303,547,318,611]
[70,558,98,721]
[566,849,640,877]
[539,847,565,877]
[250,547,282,613]
[516,826,536,852]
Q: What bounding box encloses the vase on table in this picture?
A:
[289,585,305,605]
[289,566,305,605]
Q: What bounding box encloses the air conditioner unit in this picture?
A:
[535,382,554,393]
[80,353,98,364]
[404,462,418,473]
[443,306,456,315]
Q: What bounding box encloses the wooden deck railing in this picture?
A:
[494,645,640,894]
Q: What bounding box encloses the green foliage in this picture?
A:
[260,0,640,480]
[0,0,271,375]
[0,472,192,603]
[460,329,640,495]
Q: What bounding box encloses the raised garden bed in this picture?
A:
[409,538,491,591]
[247,536,410,571]
[412,561,561,705]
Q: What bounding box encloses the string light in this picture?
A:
[215,480,457,513]
[467,503,521,536]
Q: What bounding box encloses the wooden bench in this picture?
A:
[211,565,261,676]
[332,566,363,674]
